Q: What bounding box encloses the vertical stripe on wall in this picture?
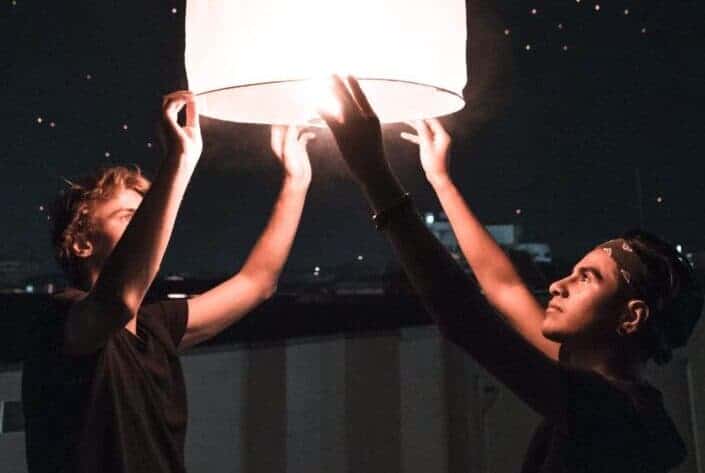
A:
[285,339,324,473]
[443,338,484,473]
[183,349,248,473]
[345,332,402,473]
[245,343,288,473]
[318,337,347,473]
[399,326,448,473]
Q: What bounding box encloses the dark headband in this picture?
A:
[596,238,649,295]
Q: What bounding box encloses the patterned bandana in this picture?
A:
[596,238,648,293]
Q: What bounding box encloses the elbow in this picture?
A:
[261,282,278,301]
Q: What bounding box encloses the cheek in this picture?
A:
[570,290,619,332]
[547,291,608,329]
[92,222,126,254]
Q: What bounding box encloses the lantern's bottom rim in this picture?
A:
[193,77,466,125]
[194,77,464,104]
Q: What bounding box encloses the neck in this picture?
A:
[561,338,644,383]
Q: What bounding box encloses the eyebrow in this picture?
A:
[575,266,604,281]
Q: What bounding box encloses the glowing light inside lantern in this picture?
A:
[294,77,344,124]
[185,0,467,124]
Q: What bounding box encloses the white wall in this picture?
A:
[1,326,700,473]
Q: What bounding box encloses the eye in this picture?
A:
[579,272,590,282]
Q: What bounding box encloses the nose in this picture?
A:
[549,277,568,297]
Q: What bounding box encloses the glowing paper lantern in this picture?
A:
[185,0,467,124]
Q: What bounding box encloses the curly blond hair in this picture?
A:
[49,166,150,285]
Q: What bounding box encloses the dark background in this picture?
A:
[2,0,704,280]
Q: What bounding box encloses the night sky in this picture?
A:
[2,1,704,281]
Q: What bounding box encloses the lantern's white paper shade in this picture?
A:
[185,0,467,124]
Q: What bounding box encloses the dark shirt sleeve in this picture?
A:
[44,289,88,354]
[380,203,568,418]
[141,299,189,348]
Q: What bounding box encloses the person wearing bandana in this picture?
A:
[320,76,704,473]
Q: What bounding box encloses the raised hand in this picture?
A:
[317,75,390,186]
[162,90,203,167]
[270,125,314,188]
[401,118,452,187]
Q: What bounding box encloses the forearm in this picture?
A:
[378,199,564,417]
[93,154,195,314]
[180,177,308,349]
[430,176,524,293]
[429,176,558,358]
[379,195,488,331]
[238,177,308,292]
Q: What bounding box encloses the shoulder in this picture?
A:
[560,368,685,469]
[29,288,88,341]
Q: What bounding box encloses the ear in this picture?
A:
[619,299,651,335]
[71,235,94,259]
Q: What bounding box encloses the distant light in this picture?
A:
[49,121,56,128]
[105,151,111,158]
[167,293,188,299]
[147,142,153,148]
[641,27,647,34]
[86,73,92,80]
[562,45,569,51]
[425,213,435,224]
[515,208,523,215]
[314,266,321,272]
[557,23,564,30]
[25,285,35,293]
[11,0,17,6]
[525,44,531,51]
[656,196,663,203]
[504,28,510,36]
[38,205,44,212]
[531,8,537,15]
[594,4,600,11]
[357,255,364,261]
[36,117,43,124]
[171,7,178,14]
[122,124,129,131]
[624,9,629,15]
[676,245,683,253]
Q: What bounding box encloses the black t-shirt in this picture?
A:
[521,368,686,473]
[22,289,189,473]
[375,204,687,473]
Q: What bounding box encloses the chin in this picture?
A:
[541,324,566,343]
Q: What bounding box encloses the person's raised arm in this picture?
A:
[401,119,559,360]
[64,91,202,354]
[319,76,566,418]
[179,125,313,349]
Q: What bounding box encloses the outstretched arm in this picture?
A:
[319,76,566,418]
[64,91,202,354]
[180,126,313,349]
[401,119,559,360]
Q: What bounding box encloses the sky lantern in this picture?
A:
[185,0,467,124]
